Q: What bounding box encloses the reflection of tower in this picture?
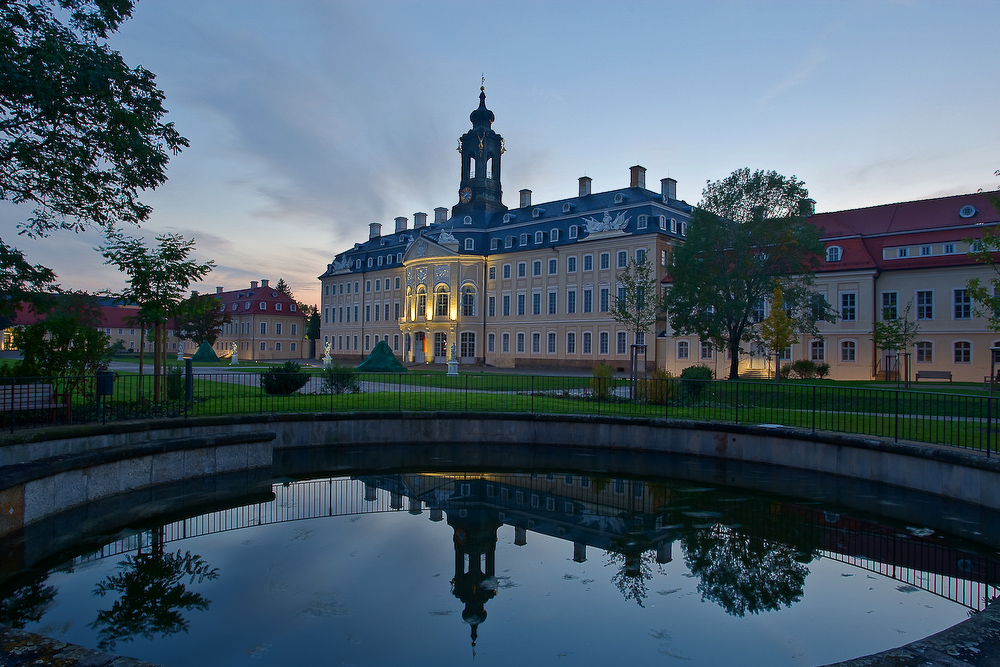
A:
[447,507,503,649]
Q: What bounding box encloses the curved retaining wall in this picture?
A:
[1,412,1000,666]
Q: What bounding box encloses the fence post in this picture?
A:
[735,381,739,425]
[531,375,535,415]
[811,385,816,433]
[259,371,264,415]
[988,395,993,458]
[894,389,899,443]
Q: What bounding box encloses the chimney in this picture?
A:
[578,177,592,197]
[395,216,408,232]
[629,165,646,189]
[261,279,269,288]
[661,178,677,201]
[250,281,258,289]
[216,286,224,294]
[369,222,381,239]
[414,212,428,228]
[433,207,448,224]
[190,290,198,298]
[799,198,816,217]
[520,189,532,208]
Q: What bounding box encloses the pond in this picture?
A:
[1,449,998,666]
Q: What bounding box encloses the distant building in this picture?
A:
[319,88,1000,381]
[319,88,692,370]
[212,280,308,361]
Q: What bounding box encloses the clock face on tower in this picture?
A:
[460,187,472,204]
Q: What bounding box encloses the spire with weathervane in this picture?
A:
[454,78,506,216]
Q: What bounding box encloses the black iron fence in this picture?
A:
[2,370,996,453]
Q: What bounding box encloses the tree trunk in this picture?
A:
[153,322,161,403]
[728,340,740,380]
[137,323,145,400]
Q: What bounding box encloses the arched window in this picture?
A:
[954,341,971,363]
[677,340,689,360]
[826,246,842,262]
[461,285,476,317]
[468,156,476,179]
[435,284,450,317]
[485,156,493,180]
[464,238,474,251]
[416,285,427,317]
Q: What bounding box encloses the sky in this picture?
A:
[4,0,998,309]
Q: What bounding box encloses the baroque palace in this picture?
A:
[319,89,1000,382]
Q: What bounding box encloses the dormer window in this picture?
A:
[397,252,403,263]
[658,215,667,231]
[520,233,528,246]
[367,258,373,268]
[637,215,648,230]
[562,202,572,213]
[290,304,297,311]
[355,259,361,269]
[275,303,282,311]
[260,302,267,310]
[505,236,513,248]
[377,256,383,266]
[232,303,238,311]
[271,291,278,297]
[550,228,560,242]
[826,246,842,262]
[680,221,688,236]
[535,230,544,244]
[614,193,624,204]
[464,238,474,251]
[464,215,473,225]
[245,302,251,310]
[670,218,677,233]
[503,213,514,224]
[532,207,542,219]
[569,225,578,239]
[490,238,499,250]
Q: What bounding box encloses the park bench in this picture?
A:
[1,383,72,425]
[915,370,952,383]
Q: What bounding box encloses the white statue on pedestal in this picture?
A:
[230,341,239,365]
[323,341,333,369]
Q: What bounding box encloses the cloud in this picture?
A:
[756,46,832,112]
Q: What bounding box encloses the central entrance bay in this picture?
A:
[5,451,998,666]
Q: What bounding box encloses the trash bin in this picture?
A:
[96,370,115,396]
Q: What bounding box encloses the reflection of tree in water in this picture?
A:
[682,523,811,617]
[604,534,662,607]
[90,531,218,651]
[0,577,57,628]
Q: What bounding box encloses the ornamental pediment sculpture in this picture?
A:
[582,211,631,237]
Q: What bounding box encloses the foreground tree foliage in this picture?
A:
[663,168,832,380]
[966,187,1000,331]
[0,0,186,330]
[0,0,187,237]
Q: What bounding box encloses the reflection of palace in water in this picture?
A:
[69,472,1000,648]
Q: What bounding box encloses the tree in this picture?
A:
[274,278,291,296]
[759,283,796,382]
[663,168,829,380]
[610,255,661,384]
[0,1,187,238]
[0,243,57,325]
[99,230,214,401]
[871,301,920,380]
[965,190,1000,330]
[173,293,230,346]
[12,292,116,387]
[0,0,186,331]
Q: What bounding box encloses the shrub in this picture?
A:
[591,361,615,400]
[322,363,360,394]
[638,369,677,405]
[680,364,713,401]
[790,359,824,379]
[816,363,831,379]
[779,363,793,379]
[165,366,184,401]
[260,361,310,395]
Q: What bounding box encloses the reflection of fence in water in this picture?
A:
[76,475,1000,610]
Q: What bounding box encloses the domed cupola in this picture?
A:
[454,86,507,216]
[469,89,494,129]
